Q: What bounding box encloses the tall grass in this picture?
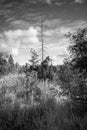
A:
[0,98,87,130]
[0,73,87,130]
[0,73,65,107]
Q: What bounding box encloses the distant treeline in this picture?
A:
[0,52,20,76]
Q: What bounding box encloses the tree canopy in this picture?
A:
[58,28,87,116]
[68,28,87,72]
[0,52,14,75]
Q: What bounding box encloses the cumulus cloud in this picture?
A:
[3,26,39,52]
[0,26,40,64]
[4,27,39,42]
[12,48,19,56]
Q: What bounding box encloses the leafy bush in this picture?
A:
[58,28,87,117]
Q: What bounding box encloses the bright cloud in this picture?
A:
[4,27,39,43]
[0,26,40,64]
[12,48,19,55]
[3,26,39,50]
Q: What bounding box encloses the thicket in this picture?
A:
[23,48,56,81]
[0,52,22,76]
[58,28,87,117]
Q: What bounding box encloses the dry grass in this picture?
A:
[0,73,67,108]
[0,73,25,88]
[0,98,87,130]
[0,73,87,130]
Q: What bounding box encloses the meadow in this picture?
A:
[0,73,87,130]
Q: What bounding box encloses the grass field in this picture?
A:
[0,73,87,130]
[0,73,66,107]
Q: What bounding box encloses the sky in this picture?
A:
[0,0,87,65]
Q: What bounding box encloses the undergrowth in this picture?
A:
[0,98,87,130]
[0,74,87,130]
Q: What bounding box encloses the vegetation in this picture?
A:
[58,28,87,116]
[0,98,87,130]
[0,28,87,129]
[29,48,40,67]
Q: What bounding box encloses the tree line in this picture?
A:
[0,52,20,76]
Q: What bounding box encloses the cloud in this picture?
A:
[1,43,7,48]
[75,0,84,4]
[10,20,30,30]
[0,19,87,65]
[12,48,19,55]
[4,26,39,46]
[0,26,40,61]
[60,27,72,35]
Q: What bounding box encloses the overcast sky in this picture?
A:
[0,0,87,65]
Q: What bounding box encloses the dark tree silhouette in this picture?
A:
[0,52,15,75]
[27,55,54,81]
[29,48,39,67]
[8,54,14,72]
[68,28,87,72]
[0,52,9,75]
[59,28,87,116]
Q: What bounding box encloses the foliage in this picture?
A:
[0,52,15,76]
[29,48,39,67]
[58,28,87,116]
[68,28,87,72]
[0,72,64,108]
[0,52,9,75]
[28,56,55,81]
[8,54,14,72]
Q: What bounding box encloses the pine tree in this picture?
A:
[29,48,39,67]
[8,54,14,72]
[0,52,8,75]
